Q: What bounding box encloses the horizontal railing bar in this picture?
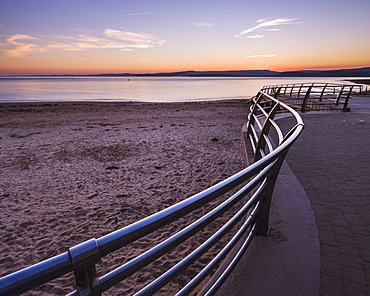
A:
[264,82,362,112]
[96,170,253,257]
[0,252,72,296]
[133,177,269,296]
[95,171,267,293]
[263,134,274,154]
[94,89,303,256]
[255,103,269,118]
[204,222,259,296]
[248,123,259,143]
[95,138,289,259]
[248,133,256,153]
[269,119,284,144]
[251,113,263,131]
[95,125,301,293]
[176,203,261,296]
[259,148,266,158]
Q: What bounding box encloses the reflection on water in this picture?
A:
[0,76,352,103]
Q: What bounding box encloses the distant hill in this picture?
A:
[278,67,370,77]
[31,66,370,78]
[93,67,370,77]
[96,69,280,77]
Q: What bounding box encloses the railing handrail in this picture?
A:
[260,82,362,112]
[0,90,304,296]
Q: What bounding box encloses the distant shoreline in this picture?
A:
[0,98,249,108]
[1,66,370,78]
[345,79,370,85]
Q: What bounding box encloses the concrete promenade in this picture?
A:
[217,95,370,296]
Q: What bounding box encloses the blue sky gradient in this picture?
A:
[1,0,369,75]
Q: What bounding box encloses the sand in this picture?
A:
[0,100,249,295]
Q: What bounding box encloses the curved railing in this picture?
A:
[0,89,303,296]
[261,82,362,112]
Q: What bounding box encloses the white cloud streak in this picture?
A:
[246,54,275,58]
[1,29,165,57]
[194,22,215,27]
[121,12,153,16]
[236,18,297,37]
[246,35,264,39]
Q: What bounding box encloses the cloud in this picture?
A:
[246,35,264,39]
[121,12,153,16]
[3,34,45,57]
[236,18,297,37]
[78,55,96,58]
[105,29,157,43]
[194,22,215,27]
[103,29,165,49]
[246,54,275,58]
[2,29,165,57]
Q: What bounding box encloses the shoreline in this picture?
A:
[345,78,370,85]
[0,97,249,107]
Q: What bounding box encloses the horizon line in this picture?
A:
[1,66,370,77]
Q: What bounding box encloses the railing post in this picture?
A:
[297,84,304,97]
[273,87,281,99]
[301,84,312,112]
[254,151,288,236]
[335,85,345,105]
[254,121,303,236]
[68,239,101,296]
[342,85,354,112]
[290,84,295,97]
[319,83,328,101]
[283,84,288,95]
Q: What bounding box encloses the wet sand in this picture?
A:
[0,100,248,295]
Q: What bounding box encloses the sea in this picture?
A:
[0,76,362,103]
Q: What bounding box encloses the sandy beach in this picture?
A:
[0,100,248,295]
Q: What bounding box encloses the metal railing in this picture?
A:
[261,83,362,112]
[0,90,304,296]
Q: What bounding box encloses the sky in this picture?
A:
[0,0,369,75]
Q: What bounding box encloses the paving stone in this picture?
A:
[316,220,335,231]
[320,274,344,296]
[330,215,348,227]
[320,244,341,259]
[318,229,337,246]
[321,256,343,279]
[340,206,357,214]
[341,253,365,269]
[343,265,368,285]
[348,225,369,236]
[333,226,355,238]
[344,212,365,226]
[363,261,370,283]
[356,235,370,251]
[339,242,362,257]
[344,281,370,296]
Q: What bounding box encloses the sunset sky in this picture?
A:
[1,0,369,75]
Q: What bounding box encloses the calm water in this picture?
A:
[0,76,356,103]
